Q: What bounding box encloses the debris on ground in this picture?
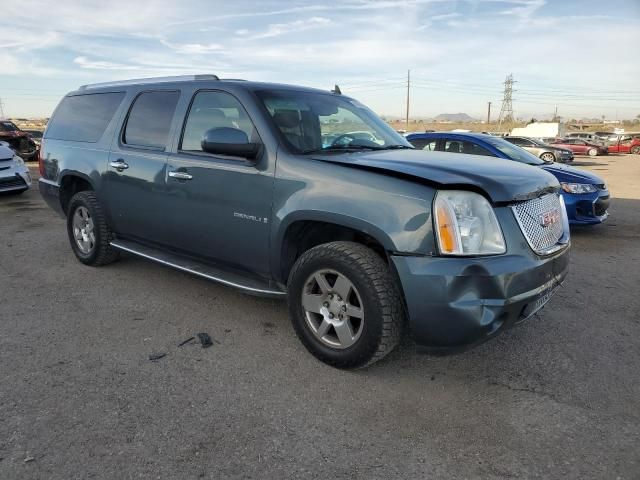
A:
[197,333,213,348]
[148,352,167,361]
[178,336,195,347]
[24,456,35,463]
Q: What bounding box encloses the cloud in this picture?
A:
[160,40,223,54]
[73,56,143,71]
[247,16,332,39]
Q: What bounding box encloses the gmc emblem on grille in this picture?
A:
[539,208,561,227]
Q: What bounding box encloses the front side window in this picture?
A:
[256,89,411,154]
[181,91,256,152]
[443,140,493,156]
[123,91,180,149]
[410,138,438,151]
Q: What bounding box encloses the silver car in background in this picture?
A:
[0,141,32,195]
[504,136,574,163]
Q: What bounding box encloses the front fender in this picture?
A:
[269,154,437,278]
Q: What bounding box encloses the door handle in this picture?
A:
[168,171,193,180]
[109,159,129,171]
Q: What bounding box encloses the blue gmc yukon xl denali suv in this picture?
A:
[39,75,570,368]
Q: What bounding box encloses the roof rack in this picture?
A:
[78,74,220,90]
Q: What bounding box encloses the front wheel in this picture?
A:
[67,191,119,266]
[587,148,598,156]
[287,241,404,369]
[540,152,555,162]
[631,146,640,154]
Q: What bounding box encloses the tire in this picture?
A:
[631,146,640,154]
[66,191,119,266]
[540,152,555,162]
[287,241,404,369]
[587,148,598,157]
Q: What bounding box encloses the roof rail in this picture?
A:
[78,74,220,90]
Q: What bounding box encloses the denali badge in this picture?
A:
[539,208,561,227]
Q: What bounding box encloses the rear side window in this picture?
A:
[45,92,125,142]
[123,91,180,149]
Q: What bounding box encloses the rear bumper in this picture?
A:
[38,178,65,217]
[392,244,570,348]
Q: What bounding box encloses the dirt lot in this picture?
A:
[1,155,639,479]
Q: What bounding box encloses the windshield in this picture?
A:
[484,136,545,165]
[0,121,19,133]
[256,89,412,154]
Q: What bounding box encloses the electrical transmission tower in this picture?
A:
[497,74,515,126]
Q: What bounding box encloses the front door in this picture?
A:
[105,90,181,244]
[164,89,274,277]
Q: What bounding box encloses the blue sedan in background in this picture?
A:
[406,132,610,225]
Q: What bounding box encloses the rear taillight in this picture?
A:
[38,139,45,177]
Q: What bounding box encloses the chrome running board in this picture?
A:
[110,239,286,298]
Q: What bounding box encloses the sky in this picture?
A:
[1,0,639,120]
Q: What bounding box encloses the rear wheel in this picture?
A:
[287,241,404,369]
[67,191,119,266]
[587,148,598,157]
[540,152,555,162]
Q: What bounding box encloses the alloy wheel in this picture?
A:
[301,269,364,349]
[72,206,96,254]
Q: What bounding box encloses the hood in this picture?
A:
[313,149,559,203]
[541,163,604,185]
[0,144,14,161]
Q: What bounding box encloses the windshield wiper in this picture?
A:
[380,144,413,150]
[302,144,412,155]
[302,144,385,154]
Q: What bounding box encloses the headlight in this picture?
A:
[434,190,506,256]
[561,183,597,194]
[13,155,25,166]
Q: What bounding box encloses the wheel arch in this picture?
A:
[274,213,397,285]
[59,171,95,216]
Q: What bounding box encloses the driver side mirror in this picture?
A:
[201,127,261,160]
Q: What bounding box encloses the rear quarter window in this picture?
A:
[45,92,125,143]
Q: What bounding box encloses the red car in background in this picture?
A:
[0,120,38,160]
[607,134,640,154]
[551,138,608,156]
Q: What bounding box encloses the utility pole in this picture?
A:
[487,101,492,125]
[497,74,515,126]
[405,69,410,131]
[0,98,5,119]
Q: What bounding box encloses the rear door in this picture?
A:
[104,90,181,243]
[164,89,274,276]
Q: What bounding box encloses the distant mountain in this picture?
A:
[434,113,476,122]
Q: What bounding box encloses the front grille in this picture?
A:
[512,193,565,255]
[0,175,27,189]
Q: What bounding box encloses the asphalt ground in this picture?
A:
[1,155,639,479]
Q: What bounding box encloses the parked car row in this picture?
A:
[406,132,609,225]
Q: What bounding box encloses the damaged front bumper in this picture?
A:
[392,243,570,349]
